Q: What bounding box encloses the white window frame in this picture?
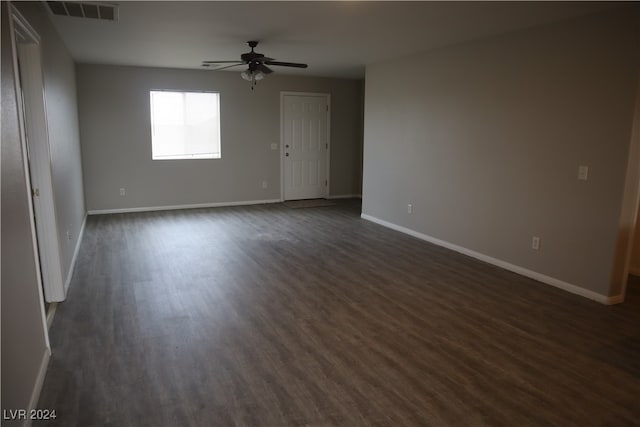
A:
[149,89,221,160]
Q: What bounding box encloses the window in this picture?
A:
[149,90,221,160]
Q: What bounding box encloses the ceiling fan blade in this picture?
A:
[264,61,308,69]
[257,64,273,74]
[202,60,243,64]
[202,62,244,71]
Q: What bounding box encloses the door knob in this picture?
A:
[285,153,289,157]
[285,144,289,148]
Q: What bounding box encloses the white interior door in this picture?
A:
[11,8,66,302]
[282,93,330,200]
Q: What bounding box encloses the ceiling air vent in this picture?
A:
[47,2,118,21]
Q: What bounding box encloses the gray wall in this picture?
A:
[362,9,640,297]
[77,64,363,211]
[2,1,85,416]
[1,3,49,419]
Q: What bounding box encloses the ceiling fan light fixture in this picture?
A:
[204,42,307,90]
[241,69,265,81]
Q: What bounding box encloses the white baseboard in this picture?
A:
[328,194,362,199]
[361,213,616,305]
[88,199,282,215]
[46,303,57,330]
[607,294,625,304]
[25,347,50,427]
[64,213,87,294]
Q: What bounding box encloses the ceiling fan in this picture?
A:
[202,41,308,89]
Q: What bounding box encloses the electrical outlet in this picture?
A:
[270,143,278,150]
[66,230,71,241]
[578,165,589,181]
[262,180,268,189]
[532,236,540,250]
[407,204,413,214]
[119,188,126,196]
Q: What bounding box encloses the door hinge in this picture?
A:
[325,179,328,186]
[326,105,329,112]
[32,188,40,197]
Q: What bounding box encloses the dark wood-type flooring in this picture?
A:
[36,200,640,426]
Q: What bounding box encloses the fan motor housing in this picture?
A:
[241,52,264,63]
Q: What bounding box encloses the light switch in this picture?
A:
[578,165,589,181]
[270,143,278,150]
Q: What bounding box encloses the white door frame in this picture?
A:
[10,5,66,303]
[618,72,640,301]
[280,91,331,201]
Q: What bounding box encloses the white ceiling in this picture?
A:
[47,1,617,79]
